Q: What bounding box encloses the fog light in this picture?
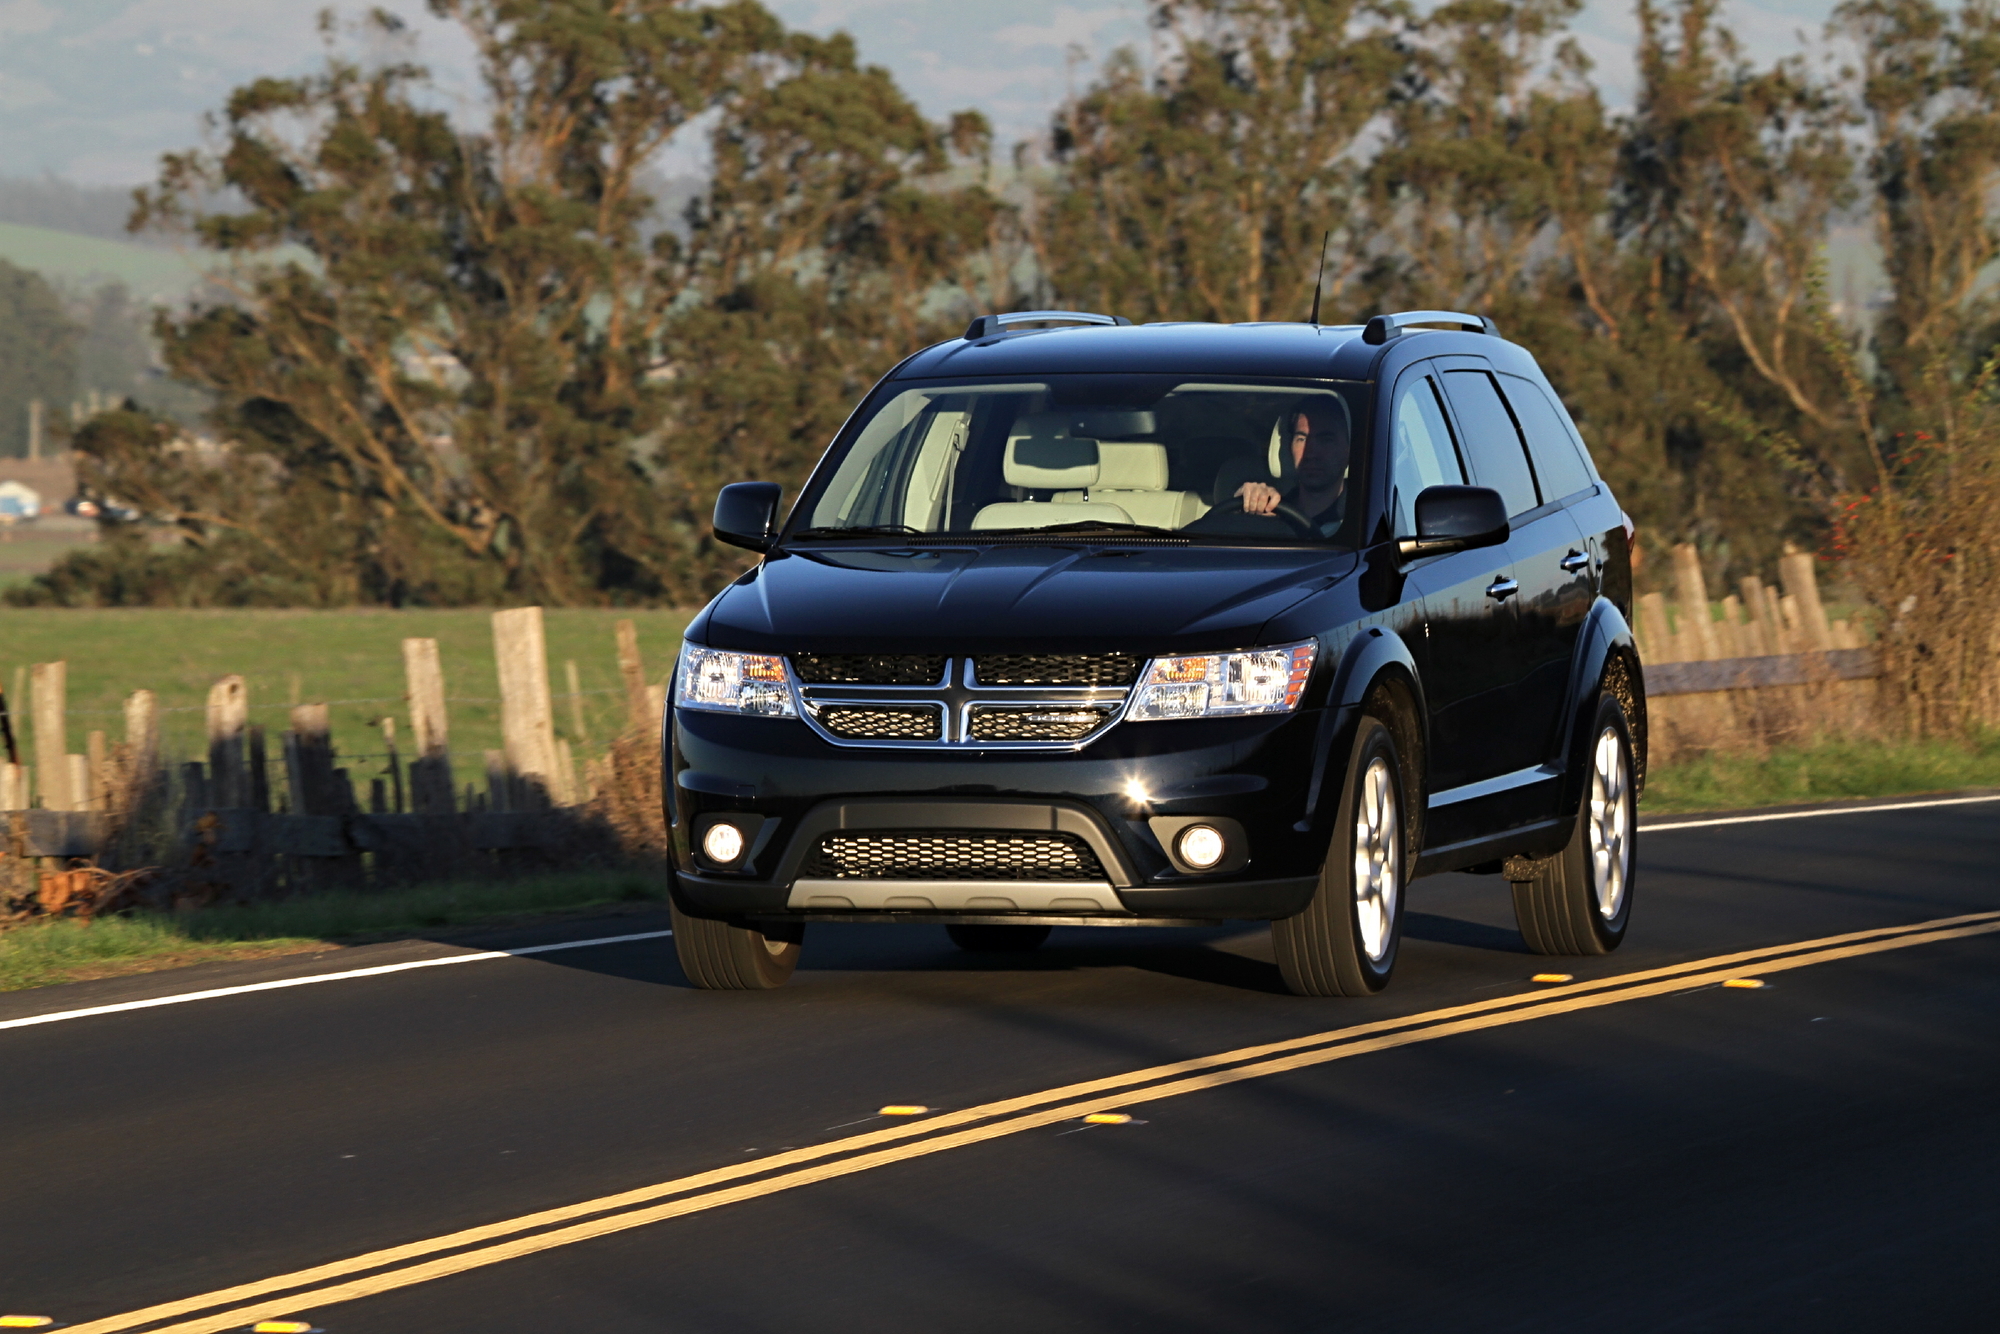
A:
[1175,824,1226,870]
[702,822,746,864]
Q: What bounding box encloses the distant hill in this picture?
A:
[0,221,206,302]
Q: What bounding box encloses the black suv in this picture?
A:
[666,309,1644,995]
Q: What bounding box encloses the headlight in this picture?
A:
[675,643,797,717]
[1127,641,1315,721]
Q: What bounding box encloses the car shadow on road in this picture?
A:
[1403,910,1527,954]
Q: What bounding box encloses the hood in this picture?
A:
[693,543,1359,655]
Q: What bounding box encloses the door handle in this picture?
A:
[1559,551,1589,573]
[1486,577,1520,602]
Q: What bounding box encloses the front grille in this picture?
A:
[973,653,1141,688]
[815,705,942,741]
[800,831,1106,881]
[968,705,1115,742]
[793,653,946,685]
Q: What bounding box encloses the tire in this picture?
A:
[671,899,803,989]
[1511,691,1637,955]
[946,924,1052,952]
[1273,715,1409,997]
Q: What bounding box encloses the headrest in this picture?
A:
[1094,441,1170,490]
[1005,414,1099,488]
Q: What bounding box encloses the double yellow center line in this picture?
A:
[66,909,2000,1334]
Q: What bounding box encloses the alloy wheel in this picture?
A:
[1588,726,1631,920]
[1351,755,1401,961]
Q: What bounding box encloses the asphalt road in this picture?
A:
[4,796,1998,1334]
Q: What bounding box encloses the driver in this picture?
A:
[1197,400,1350,536]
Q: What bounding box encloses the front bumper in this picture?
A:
[668,706,1343,923]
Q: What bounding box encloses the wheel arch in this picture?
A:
[1558,598,1648,813]
[1305,627,1429,851]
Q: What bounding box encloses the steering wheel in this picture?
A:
[1208,496,1317,536]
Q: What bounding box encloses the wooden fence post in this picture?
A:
[287,704,338,815]
[615,618,650,733]
[206,675,248,808]
[30,661,70,811]
[1779,546,1834,651]
[125,690,158,777]
[402,637,454,815]
[86,729,107,811]
[0,763,23,811]
[1638,593,1675,664]
[1670,544,1720,660]
[248,725,271,813]
[493,607,565,806]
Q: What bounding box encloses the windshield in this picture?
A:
[787,375,1370,546]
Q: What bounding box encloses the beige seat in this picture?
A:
[1053,441,1207,529]
[972,416,1135,530]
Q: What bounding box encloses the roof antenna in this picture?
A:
[1306,231,1330,326]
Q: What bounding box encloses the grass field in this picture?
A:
[0,607,694,796]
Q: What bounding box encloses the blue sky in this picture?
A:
[0,0,1842,186]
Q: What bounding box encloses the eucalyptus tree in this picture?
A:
[1034,0,1410,325]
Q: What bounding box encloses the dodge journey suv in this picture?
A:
[666,309,1644,995]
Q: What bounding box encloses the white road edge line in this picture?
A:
[1644,792,2000,832]
[0,930,675,1033]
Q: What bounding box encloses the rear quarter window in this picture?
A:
[1499,375,1596,503]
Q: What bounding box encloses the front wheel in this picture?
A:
[1273,715,1409,996]
[671,899,803,989]
[1511,691,1637,955]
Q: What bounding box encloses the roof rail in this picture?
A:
[1360,310,1501,344]
[962,309,1133,340]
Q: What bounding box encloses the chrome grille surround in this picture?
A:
[800,830,1105,881]
[791,655,1133,750]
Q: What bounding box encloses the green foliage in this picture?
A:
[0,257,78,457]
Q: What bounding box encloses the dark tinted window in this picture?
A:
[1499,375,1594,502]
[1443,370,1539,517]
[1388,373,1466,537]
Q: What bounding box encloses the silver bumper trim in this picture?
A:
[787,878,1127,913]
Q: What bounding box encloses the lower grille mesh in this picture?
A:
[816,705,942,741]
[800,831,1105,881]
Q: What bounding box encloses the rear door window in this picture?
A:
[1388,372,1466,537]
[1498,375,1595,503]
[1442,370,1539,518]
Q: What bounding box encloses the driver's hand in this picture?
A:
[1236,481,1282,515]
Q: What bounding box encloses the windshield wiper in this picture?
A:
[788,524,927,539]
[972,521,1184,537]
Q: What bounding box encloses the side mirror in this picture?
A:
[712,482,781,553]
[1398,485,1508,560]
